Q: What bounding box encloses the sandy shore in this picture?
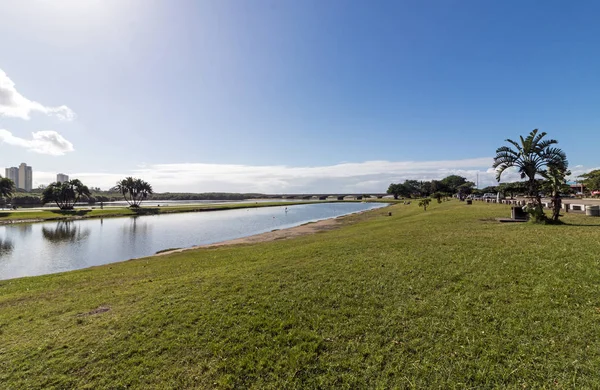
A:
[154,216,345,257]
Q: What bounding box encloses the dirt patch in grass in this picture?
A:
[79,306,110,316]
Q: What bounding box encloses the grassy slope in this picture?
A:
[1,201,600,388]
[0,201,330,224]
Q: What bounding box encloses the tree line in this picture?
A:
[387,175,475,199]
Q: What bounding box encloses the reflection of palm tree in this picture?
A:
[122,216,149,236]
[15,223,33,237]
[42,222,91,243]
[0,237,13,256]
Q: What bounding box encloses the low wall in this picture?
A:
[475,198,593,215]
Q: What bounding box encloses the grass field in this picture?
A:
[1,200,600,388]
[0,201,332,224]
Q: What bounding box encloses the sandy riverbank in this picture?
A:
[154,217,343,257]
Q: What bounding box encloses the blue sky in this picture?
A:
[0,0,598,193]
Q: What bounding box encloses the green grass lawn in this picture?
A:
[1,201,600,388]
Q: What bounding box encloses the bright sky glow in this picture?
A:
[0,0,599,192]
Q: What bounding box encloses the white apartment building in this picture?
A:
[5,167,19,188]
[18,163,32,191]
[5,163,32,191]
[57,173,69,183]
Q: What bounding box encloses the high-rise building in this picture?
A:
[18,163,32,192]
[5,167,19,188]
[57,173,69,183]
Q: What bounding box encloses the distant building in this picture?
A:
[5,163,32,191]
[18,163,33,192]
[57,173,69,183]
[5,167,19,188]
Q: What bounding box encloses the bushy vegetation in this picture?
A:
[579,169,600,194]
[387,175,473,199]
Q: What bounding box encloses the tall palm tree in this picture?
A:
[493,129,568,222]
[113,177,153,207]
[0,175,16,201]
[113,177,136,207]
[133,179,153,207]
[42,180,91,210]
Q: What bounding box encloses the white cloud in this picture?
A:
[0,68,75,120]
[30,159,600,193]
[29,157,492,192]
[0,129,74,156]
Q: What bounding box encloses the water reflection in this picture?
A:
[14,223,33,238]
[42,221,91,243]
[122,216,150,235]
[0,237,13,256]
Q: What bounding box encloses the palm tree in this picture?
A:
[132,178,153,207]
[113,177,136,206]
[0,175,15,201]
[541,165,570,222]
[113,177,153,207]
[493,129,568,222]
[42,179,91,210]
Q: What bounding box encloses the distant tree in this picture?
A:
[440,175,468,194]
[113,177,154,208]
[419,181,433,197]
[418,198,431,211]
[480,185,498,194]
[42,180,91,210]
[387,183,402,199]
[498,181,528,199]
[430,180,448,194]
[457,182,475,196]
[12,195,42,206]
[387,182,413,199]
[0,176,15,201]
[493,129,567,222]
[402,180,422,197]
[579,169,600,193]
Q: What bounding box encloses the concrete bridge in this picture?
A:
[264,193,390,201]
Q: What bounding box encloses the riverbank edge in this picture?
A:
[0,200,391,226]
[154,204,390,257]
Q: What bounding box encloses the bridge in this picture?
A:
[263,193,391,201]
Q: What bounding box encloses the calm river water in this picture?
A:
[0,202,386,280]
